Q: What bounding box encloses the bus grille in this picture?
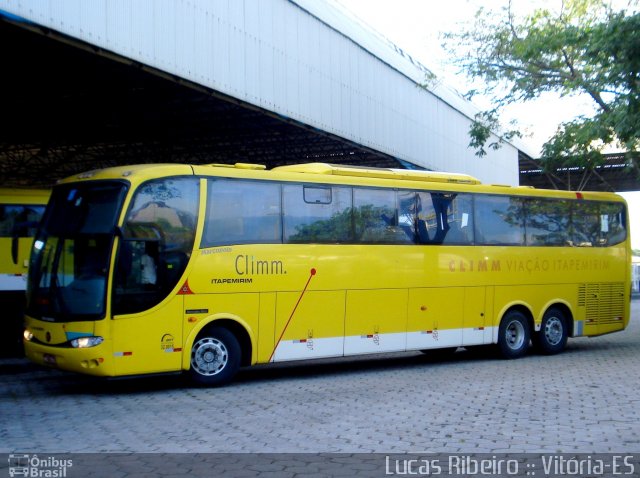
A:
[577,283,625,325]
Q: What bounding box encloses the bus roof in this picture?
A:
[0,188,50,204]
[272,163,481,185]
[58,162,625,203]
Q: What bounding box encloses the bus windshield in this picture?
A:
[26,182,127,322]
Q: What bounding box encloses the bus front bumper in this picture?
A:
[24,339,114,377]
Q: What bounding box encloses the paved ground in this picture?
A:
[1,301,639,456]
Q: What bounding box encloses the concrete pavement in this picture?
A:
[1,301,639,455]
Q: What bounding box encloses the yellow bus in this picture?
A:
[23,163,630,385]
[0,188,49,354]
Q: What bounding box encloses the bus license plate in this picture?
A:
[43,354,57,365]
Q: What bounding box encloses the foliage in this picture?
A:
[288,207,354,243]
[288,205,397,243]
[442,0,640,176]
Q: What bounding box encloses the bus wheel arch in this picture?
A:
[210,318,253,367]
[533,304,571,355]
[497,306,533,359]
[186,319,253,386]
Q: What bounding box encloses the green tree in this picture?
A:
[442,0,640,179]
[288,205,398,243]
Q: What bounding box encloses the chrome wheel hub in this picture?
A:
[191,337,229,376]
[544,317,564,346]
[505,320,525,350]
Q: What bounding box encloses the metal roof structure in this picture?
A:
[0,17,403,187]
[1,0,525,188]
[519,152,640,192]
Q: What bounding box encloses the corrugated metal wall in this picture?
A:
[0,0,519,184]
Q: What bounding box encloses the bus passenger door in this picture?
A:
[110,175,199,376]
[344,289,407,355]
[407,287,464,351]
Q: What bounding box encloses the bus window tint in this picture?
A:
[124,178,198,250]
[354,188,410,244]
[114,177,198,315]
[429,193,473,245]
[397,191,418,244]
[599,202,626,246]
[475,195,523,246]
[303,186,332,204]
[415,192,438,243]
[0,205,45,237]
[525,198,571,246]
[571,201,600,246]
[202,179,282,247]
[284,185,352,243]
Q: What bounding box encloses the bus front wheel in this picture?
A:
[533,308,568,355]
[497,310,530,359]
[189,326,241,386]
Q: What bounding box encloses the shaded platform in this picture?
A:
[0,19,410,188]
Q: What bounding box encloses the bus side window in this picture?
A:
[0,205,21,236]
[202,179,282,247]
[284,185,352,243]
[113,177,199,316]
[525,198,571,246]
[571,201,600,246]
[475,195,522,246]
[353,188,411,244]
[598,202,626,246]
[397,191,418,243]
[0,205,45,237]
[431,193,474,245]
[416,192,438,244]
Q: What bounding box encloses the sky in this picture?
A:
[334,0,640,250]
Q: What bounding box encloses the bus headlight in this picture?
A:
[23,330,33,341]
[70,336,104,348]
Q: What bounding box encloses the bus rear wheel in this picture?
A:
[497,310,530,359]
[189,326,241,386]
[533,308,568,355]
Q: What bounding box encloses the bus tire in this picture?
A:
[497,310,530,359]
[533,307,568,355]
[189,326,241,386]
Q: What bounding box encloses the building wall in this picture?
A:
[0,0,520,185]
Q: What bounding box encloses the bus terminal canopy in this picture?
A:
[1,15,637,193]
[519,152,640,193]
[0,19,407,188]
